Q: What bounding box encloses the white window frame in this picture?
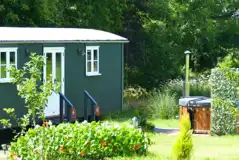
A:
[85,46,101,76]
[0,47,18,83]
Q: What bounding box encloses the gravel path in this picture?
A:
[154,127,179,134]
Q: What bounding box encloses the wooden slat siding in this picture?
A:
[179,106,211,134]
[180,106,190,120]
[194,107,211,134]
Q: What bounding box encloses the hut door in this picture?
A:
[43,47,65,117]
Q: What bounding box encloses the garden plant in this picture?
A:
[209,60,239,135]
[0,53,54,137]
[172,115,193,160]
[9,121,151,160]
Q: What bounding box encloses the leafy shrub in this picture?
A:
[0,53,54,137]
[209,68,238,135]
[123,86,149,109]
[209,68,237,102]
[8,121,151,160]
[147,90,178,119]
[210,98,237,136]
[135,108,155,132]
[124,86,149,101]
[217,52,239,69]
[172,115,193,160]
[163,75,211,99]
[162,79,184,99]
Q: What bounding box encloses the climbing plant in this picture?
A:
[209,67,238,135]
[209,68,237,102]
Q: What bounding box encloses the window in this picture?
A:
[0,48,17,83]
[85,46,101,76]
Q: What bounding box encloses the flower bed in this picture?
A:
[8,121,151,160]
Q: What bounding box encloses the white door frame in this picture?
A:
[43,47,65,94]
[43,47,65,117]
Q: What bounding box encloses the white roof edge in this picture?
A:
[0,27,129,43]
[0,40,130,44]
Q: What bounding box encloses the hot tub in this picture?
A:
[179,96,211,134]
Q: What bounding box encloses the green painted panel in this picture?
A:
[65,43,123,116]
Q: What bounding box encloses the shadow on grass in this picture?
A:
[99,108,180,130]
[99,108,137,123]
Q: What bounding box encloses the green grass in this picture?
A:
[0,151,7,160]
[149,119,179,128]
[107,134,239,160]
[101,108,179,129]
[102,108,239,160]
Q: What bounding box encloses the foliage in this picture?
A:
[123,86,149,110]
[123,86,149,101]
[209,68,237,102]
[147,90,178,119]
[218,62,239,97]
[210,98,237,136]
[209,67,238,136]
[0,0,127,32]
[8,121,151,160]
[172,115,193,160]
[134,108,155,132]
[217,50,239,69]
[125,0,239,89]
[0,53,54,135]
[131,18,183,88]
[163,76,211,99]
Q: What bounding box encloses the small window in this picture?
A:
[85,46,101,76]
[0,48,17,83]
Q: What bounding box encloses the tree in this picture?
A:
[0,53,55,136]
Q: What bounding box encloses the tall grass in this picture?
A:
[122,75,210,120]
[162,76,211,99]
[148,90,178,119]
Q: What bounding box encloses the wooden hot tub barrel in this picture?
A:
[179,96,211,134]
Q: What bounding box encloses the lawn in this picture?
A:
[0,151,7,160]
[103,108,239,160]
[107,133,239,160]
[101,108,180,129]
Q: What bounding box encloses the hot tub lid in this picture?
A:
[179,96,211,107]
